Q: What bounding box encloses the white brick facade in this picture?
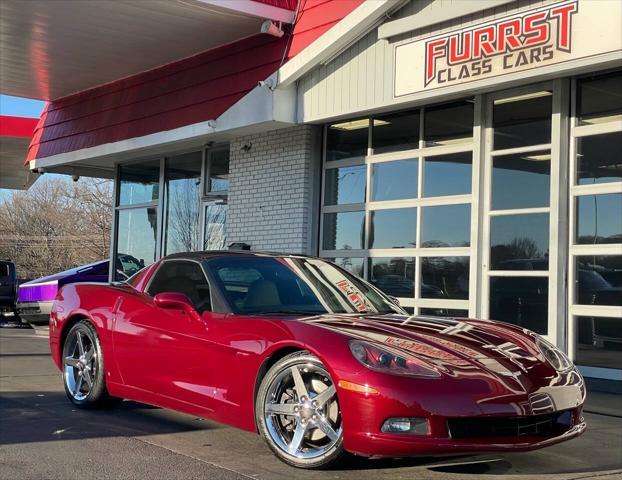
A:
[227,125,322,254]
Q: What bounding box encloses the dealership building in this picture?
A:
[2,0,621,383]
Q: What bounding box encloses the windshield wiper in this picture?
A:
[254,310,326,316]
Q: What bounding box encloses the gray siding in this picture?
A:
[298,0,565,123]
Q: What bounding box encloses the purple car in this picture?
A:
[17,254,144,325]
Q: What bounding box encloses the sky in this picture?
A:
[0,94,46,118]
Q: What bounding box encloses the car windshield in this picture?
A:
[205,256,404,315]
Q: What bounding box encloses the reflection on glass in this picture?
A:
[326,120,369,161]
[576,193,622,244]
[576,316,622,369]
[119,160,160,205]
[420,308,469,318]
[116,207,158,270]
[424,101,473,146]
[424,152,472,197]
[492,151,550,210]
[421,257,469,299]
[204,203,227,250]
[577,71,622,124]
[370,208,416,249]
[490,213,549,270]
[164,153,202,254]
[322,211,364,250]
[324,165,366,205]
[576,255,622,306]
[490,277,548,334]
[327,257,364,277]
[371,159,418,201]
[577,132,622,185]
[421,204,470,247]
[208,149,230,192]
[372,111,420,154]
[493,93,552,150]
[369,257,415,297]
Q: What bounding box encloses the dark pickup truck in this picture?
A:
[0,260,18,316]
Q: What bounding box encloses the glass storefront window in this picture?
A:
[492,151,551,210]
[423,152,472,197]
[421,204,470,248]
[116,207,158,269]
[322,211,364,250]
[326,257,364,277]
[421,257,469,300]
[493,92,552,150]
[576,316,622,369]
[207,149,230,193]
[326,120,369,161]
[118,160,160,205]
[324,165,366,205]
[204,203,227,250]
[577,71,622,125]
[369,257,415,297]
[372,111,420,154]
[164,152,202,254]
[490,213,549,270]
[369,208,417,249]
[424,101,473,146]
[420,308,469,318]
[576,255,622,306]
[371,159,418,201]
[577,132,622,185]
[490,276,548,334]
[576,193,622,244]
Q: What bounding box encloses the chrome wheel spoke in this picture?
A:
[288,422,307,455]
[85,347,95,363]
[74,375,84,395]
[313,384,335,408]
[83,370,93,389]
[266,402,297,416]
[65,356,80,368]
[76,332,85,357]
[315,417,339,442]
[290,366,309,400]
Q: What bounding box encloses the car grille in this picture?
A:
[447,411,573,439]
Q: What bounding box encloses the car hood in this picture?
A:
[300,313,545,371]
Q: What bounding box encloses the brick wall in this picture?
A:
[227,125,322,254]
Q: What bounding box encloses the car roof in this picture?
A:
[162,250,317,262]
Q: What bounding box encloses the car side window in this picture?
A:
[147,261,211,313]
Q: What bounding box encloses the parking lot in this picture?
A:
[1,327,621,480]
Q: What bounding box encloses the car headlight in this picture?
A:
[536,336,573,372]
[349,340,441,378]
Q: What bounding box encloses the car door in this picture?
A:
[0,261,17,310]
[112,259,218,411]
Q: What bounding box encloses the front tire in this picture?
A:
[255,351,344,469]
[62,320,117,408]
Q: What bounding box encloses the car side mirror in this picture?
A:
[154,292,200,321]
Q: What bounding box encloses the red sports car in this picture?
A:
[49,252,586,469]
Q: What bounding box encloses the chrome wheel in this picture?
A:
[263,361,342,461]
[64,329,97,401]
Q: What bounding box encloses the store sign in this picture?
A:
[394,0,622,97]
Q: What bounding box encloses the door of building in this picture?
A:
[202,200,227,250]
[479,82,569,346]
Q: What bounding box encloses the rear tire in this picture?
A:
[256,351,344,469]
[62,320,119,408]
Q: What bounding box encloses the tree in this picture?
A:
[0,177,113,280]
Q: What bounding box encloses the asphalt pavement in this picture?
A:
[1,327,621,480]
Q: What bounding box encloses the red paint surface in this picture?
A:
[0,115,38,138]
[49,254,585,458]
[27,0,364,163]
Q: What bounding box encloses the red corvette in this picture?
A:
[49,252,586,468]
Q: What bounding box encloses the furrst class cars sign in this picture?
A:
[394,0,622,97]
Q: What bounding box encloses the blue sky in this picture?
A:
[0,94,46,118]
